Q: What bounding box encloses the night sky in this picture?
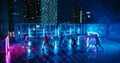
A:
[0,0,120,23]
[60,0,120,23]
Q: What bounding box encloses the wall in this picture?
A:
[108,24,120,43]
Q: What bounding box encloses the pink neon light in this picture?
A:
[5,36,10,63]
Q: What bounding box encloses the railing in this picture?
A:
[19,23,87,41]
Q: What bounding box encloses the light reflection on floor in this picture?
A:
[8,39,120,63]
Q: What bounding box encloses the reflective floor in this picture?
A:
[1,38,120,63]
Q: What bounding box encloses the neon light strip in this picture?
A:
[86,37,89,47]
[80,10,83,23]
[77,28,80,45]
[70,28,72,34]
[54,28,58,54]
[78,28,80,34]
[28,28,31,37]
[87,32,99,36]
[42,28,45,48]
[69,28,72,49]
[57,28,59,36]
[77,37,80,45]
[43,28,45,37]
[5,36,10,63]
[55,28,57,36]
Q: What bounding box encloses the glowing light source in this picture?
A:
[68,28,72,50]
[43,28,45,36]
[69,27,72,35]
[87,32,99,36]
[36,25,40,28]
[27,48,31,58]
[9,32,15,37]
[28,41,31,46]
[77,28,80,45]
[77,28,80,34]
[54,41,58,54]
[33,27,36,31]
[41,28,45,54]
[27,41,32,58]
[86,37,89,47]
[5,36,10,63]
[86,11,91,14]
[89,44,95,48]
[88,15,91,18]
[57,28,59,36]
[5,36,9,53]
[18,31,20,35]
[69,39,72,48]
[77,37,80,45]
[80,10,83,23]
[55,28,57,36]
[54,28,59,54]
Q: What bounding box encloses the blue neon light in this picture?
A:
[87,32,99,36]
[55,28,57,36]
[44,46,47,54]
[57,28,59,36]
[41,28,45,55]
[77,28,80,34]
[27,48,31,58]
[69,39,72,46]
[36,25,40,28]
[77,37,80,45]
[28,41,31,46]
[86,37,89,47]
[43,28,45,36]
[87,24,107,36]
[20,24,107,55]
[28,28,32,37]
[54,41,58,54]
[70,28,72,34]
[68,27,72,49]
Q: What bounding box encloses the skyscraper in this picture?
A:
[24,0,41,23]
[72,6,80,23]
[58,0,80,24]
[8,0,14,32]
[41,0,57,24]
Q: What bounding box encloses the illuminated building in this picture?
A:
[41,0,57,24]
[72,6,80,23]
[24,0,41,23]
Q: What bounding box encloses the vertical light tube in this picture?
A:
[86,37,89,47]
[27,48,31,58]
[6,36,10,63]
[54,27,58,54]
[28,24,31,38]
[77,28,80,45]
[20,24,22,40]
[80,10,83,23]
[69,27,72,49]
[42,28,45,48]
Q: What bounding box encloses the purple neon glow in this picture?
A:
[5,36,10,63]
